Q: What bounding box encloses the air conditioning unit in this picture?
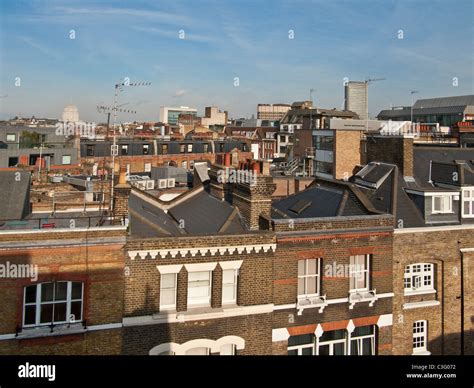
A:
[167,178,176,188]
[145,180,155,190]
[158,179,168,189]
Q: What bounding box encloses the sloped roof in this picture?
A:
[413,95,474,109]
[0,171,31,220]
[353,163,425,228]
[272,184,371,219]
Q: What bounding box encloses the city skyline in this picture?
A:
[0,0,473,122]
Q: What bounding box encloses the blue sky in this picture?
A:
[0,0,473,122]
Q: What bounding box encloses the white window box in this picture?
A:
[349,289,377,309]
[403,300,440,310]
[296,294,328,315]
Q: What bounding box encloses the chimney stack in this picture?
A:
[113,165,131,224]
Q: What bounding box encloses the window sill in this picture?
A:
[412,350,431,356]
[349,289,377,309]
[404,289,436,297]
[17,323,86,340]
[403,300,440,310]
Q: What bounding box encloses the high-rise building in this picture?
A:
[257,103,291,121]
[160,106,197,125]
[344,81,368,120]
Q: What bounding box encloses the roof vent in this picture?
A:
[289,199,312,214]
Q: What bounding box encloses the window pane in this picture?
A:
[222,270,235,284]
[25,285,37,304]
[41,283,54,302]
[188,286,209,298]
[319,345,330,355]
[288,349,298,356]
[351,340,358,355]
[302,347,313,355]
[321,329,345,342]
[362,338,373,355]
[55,282,68,301]
[160,289,175,306]
[161,274,176,289]
[71,282,83,300]
[298,278,305,295]
[298,260,304,276]
[222,284,235,302]
[353,325,373,336]
[308,259,317,275]
[189,271,210,282]
[307,277,317,294]
[333,342,345,355]
[288,334,313,346]
[24,305,36,325]
[70,301,82,321]
[53,302,67,322]
[40,304,53,323]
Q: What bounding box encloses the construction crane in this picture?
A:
[365,77,386,130]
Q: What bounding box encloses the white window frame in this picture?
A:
[297,258,320,299]
[316,330,347,355]
[222,269,238,305]
[144,162,152,172]
[62,155,71,165]
[349,254,370,292]
[287,334,315,355]
[432,195,452,214]
[185,263,217,308]
[159,273,178,310]
[462,189,474,218]
[404,263,435,295]
[23,281,84,328]
[349,326,376,355]
[187,271,211,307]
[412,320,429,354]
[6,133,16,142]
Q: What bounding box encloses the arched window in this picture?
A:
[23,281,84,327]
[404,263,435,295]
[149,336,245,356]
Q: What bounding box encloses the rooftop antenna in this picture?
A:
[109,79,151,214]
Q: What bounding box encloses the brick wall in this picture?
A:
[392,227,473,355]
[123,313,273,355]
[0,229,126,355]
[124,233,276,317]
[334,130,363,180]
[366,136,414,177]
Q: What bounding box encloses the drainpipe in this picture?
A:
[428,160,433,185]
[460,249,465,356]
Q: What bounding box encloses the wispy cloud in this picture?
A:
[172,89,187,98]
[18,36,62,60]
[132,26,217,43]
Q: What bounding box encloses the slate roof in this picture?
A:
[414,147,474,185]
[0,171,31,220]
[353,163,425,228]
[272,183,371,219]
[128,187,246,237]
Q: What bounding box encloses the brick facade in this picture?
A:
[392,226,473,355]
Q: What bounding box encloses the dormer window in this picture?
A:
[432,195,452,214]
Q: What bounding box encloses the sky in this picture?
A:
[0,0,473,122]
